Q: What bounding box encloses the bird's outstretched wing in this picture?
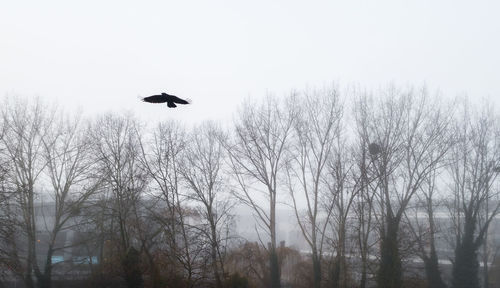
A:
[142,95,168,103]
[170,95,190,105]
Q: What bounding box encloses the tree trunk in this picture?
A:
[143,247,161,288]
[35,243,56,288]
[312,250,321,288]
[270,191,280,288]
[359,252,367,288]
[423,221,446,288]
[452,221,480,288]
[423,249,446,288]
[422,196,447,288]
[377,219,401,288]
[483,211,489,288]
[122,247,144,288]
[211,222,223,288]
[270,247,280,288]
[329,253,341,288]
[37,274,51,288]
[24,273,35,288]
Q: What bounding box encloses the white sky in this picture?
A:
[1,0,499,125]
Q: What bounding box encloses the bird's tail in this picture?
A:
[186,98,192,104]
[137,95,146,102]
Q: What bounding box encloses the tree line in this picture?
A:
[0,87,499,288]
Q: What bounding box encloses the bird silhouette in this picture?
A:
[141,93,191,108]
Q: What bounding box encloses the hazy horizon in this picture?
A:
[2,0,499,126]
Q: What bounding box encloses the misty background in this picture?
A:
[1,0,500,123]
[2,1,500,288]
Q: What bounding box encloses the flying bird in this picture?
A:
[141,93,191,108]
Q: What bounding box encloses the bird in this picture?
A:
[141,93,191,108]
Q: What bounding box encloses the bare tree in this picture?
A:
[405,169,448,288]
[400,99,455,288]
[352,95,380,288]
[226,96,295,288]
[0,110,15,286]
[34,112,101,288]
[0,97,54,288]
[357,88,452,288]
[90,113,148,288]
[0,97,101,288]
[324,141,362,288]
[448,102,500,288]
[284,89,342,288]
[138,121,206,288]
[180,121,234,288]
[137,121,184,287]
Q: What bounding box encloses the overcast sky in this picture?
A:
[1,0,499,125]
